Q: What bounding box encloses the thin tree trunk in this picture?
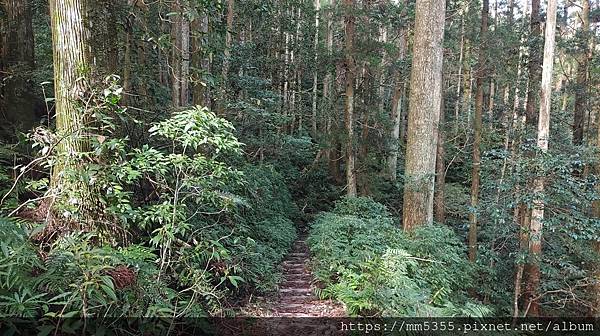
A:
[465,68,474,122]
[434,85,446,224]
[398,82,407,146]
[180,1,190,106]
[468,0,489,262]
[343,0,357,196]
[402,0,446,231]
[324,0,338,180]
[573,0,590,145]
[385,2,408,181]
[122,1,134,106]
[488,80,495,117]
[1,0,36,135]
[592,90,600,317]
[220,0,234,112]
[192,13,211,106]
[524,0,541,128]
[454,11,466,130]
[523,0,557,316]
[171,0,182,107]
[312,0,320,138]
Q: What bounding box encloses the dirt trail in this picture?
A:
[270,234,344,317]
[221,231,346,335]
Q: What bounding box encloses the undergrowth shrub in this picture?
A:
[229,165,297,293]
[0,79,298,321]
[308,197,491,317]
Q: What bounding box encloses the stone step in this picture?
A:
[276,303,316,313]
[283,259,306,264]
[280,295,317,304]
[283,264,306,270]
[276,312,321,317]
[280,288,313,295]
[291,246,308,250]
[287,252,308,257]
[281,279,311,287]
[284,273,311,279]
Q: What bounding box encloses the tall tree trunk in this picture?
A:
[573,0,590,145]
[93,0,119,75]
[454,9,466,130]
[180,2,190,106]
[192,13,211,107]
[122,0,134,105]
[520,0,544,305]
[523,0,557,316]
[1,0,36,136]
[220,0,234,112]
[592,90,600,317]
[324,0,339,181]
[171,0,182,107]
[402,0,446,231]
[385,1,409,181]
[468,0,489,262]
[524,0,541,128]
[170,0,190,107]
[282,30,290,129]
[434,84,446,224]
[312,0,320,138]
[343,0,357,196]
[48,0,96,220]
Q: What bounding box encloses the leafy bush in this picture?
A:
[0,79,298,320]
[308,197,491,317]
[230,165,297,292]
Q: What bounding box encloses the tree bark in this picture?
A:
[454,10,466,130]
[343,0,357,197]
[1,0,37,135]
[180,2,190,106]
[468,0,489,262]
[219,0,234,112]
[573,0,590,145]
[523,0,557,316]
[192,13,211,107]
[323,0,339,181]
[312,0,320,138]
[592,86,600,317]
[524,0,541,128]
[402,0,446,231]
[170,0,182,107]
[48,0,96,219]
[385,1,409,181]
[434,85,446,224]
[122,0,135,105]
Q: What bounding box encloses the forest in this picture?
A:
[1,0,600,329]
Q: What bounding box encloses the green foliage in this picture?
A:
[230,165,297,292]
[0,79,298,319]
[308,197,490,317]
